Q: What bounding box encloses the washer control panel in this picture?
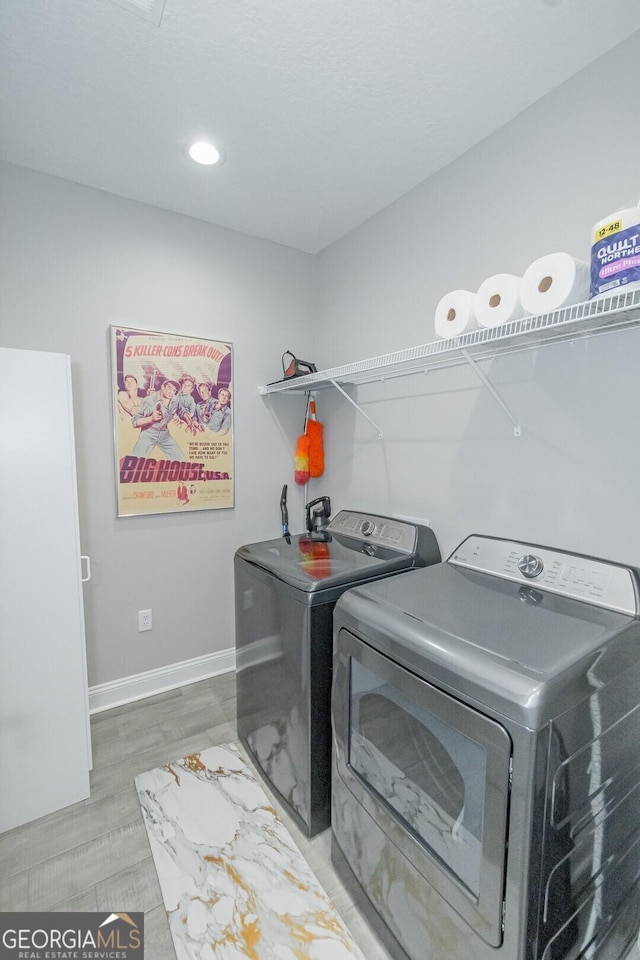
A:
[449,535,638,615]
[328,511,419,554]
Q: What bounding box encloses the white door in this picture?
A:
[0,347,91,832]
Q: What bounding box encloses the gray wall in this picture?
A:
[314,31,640,565]
[0,162,316,686]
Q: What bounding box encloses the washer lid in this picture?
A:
[235,532,414,593]
[336,562,640,726]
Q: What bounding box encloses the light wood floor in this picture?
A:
[0,673,402,960]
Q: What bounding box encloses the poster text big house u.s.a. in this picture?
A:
[111,327,234,516]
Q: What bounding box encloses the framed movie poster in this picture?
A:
[110,326,234,517]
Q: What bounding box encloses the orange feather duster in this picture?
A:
[306,398,324,478]
[294,433,310,485]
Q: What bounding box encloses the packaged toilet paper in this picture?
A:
[475,274,525,329]
[434,290,478,339]
[521,252,591,315]
[591,205,640,297]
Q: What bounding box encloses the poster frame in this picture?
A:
[110,325,235,518]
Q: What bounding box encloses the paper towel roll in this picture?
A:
[434,290,478,339]
[475,274,524,329]
[521,252,591,314]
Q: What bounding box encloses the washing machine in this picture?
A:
[332,534,640,960]
[235,510,440,837]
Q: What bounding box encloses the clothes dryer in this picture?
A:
[332,535,640,960]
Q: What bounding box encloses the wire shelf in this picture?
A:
[259,288,640,395]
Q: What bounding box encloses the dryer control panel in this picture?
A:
[449,535,639,616]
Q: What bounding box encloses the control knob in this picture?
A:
[518,554,544,579]
[360,520,376,537]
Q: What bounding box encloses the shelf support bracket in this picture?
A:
[459,349,521,437]
[329,379,384,439]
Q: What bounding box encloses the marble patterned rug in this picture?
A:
[135,742,364,959]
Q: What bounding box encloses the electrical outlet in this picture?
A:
[138,609,152,632]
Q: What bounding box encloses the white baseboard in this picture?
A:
[89,648,236,714]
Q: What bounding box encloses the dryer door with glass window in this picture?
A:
[333,629,513,946]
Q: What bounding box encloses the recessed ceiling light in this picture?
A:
[188,141,223,166]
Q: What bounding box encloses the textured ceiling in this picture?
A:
[1,0,639,253]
